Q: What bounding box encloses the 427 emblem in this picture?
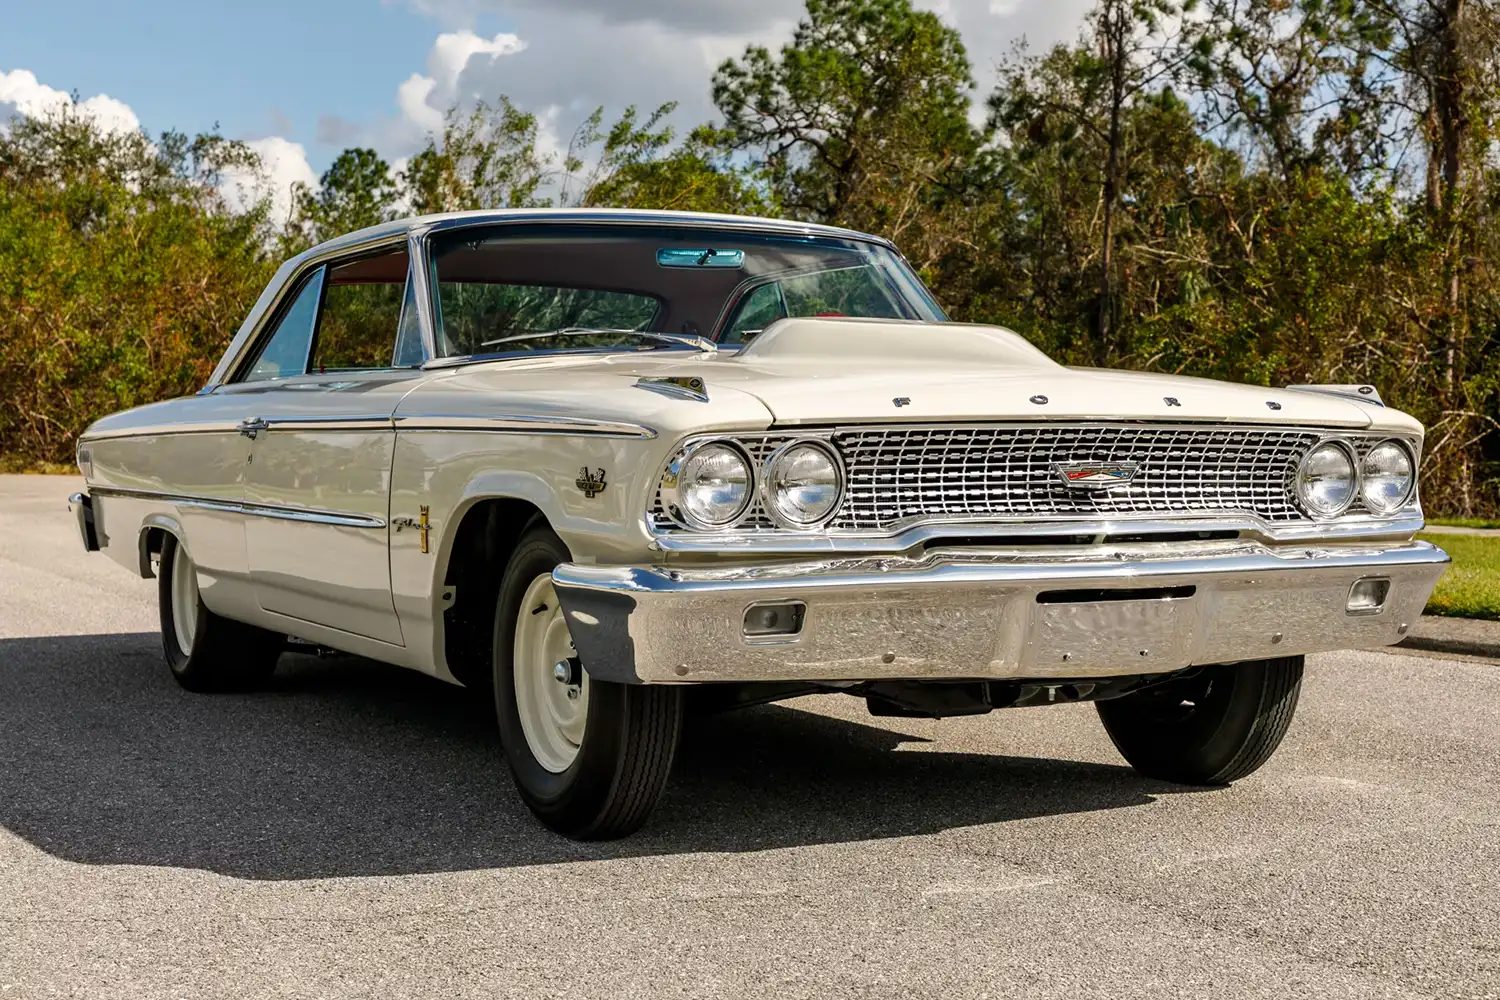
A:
[575,467,607,498]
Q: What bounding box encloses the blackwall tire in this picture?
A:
[158,534,283,692]
[492,523,683,840]
[1096,656,1305,785]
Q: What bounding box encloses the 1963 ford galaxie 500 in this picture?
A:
[70,209,1449,838]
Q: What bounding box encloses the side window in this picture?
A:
[243,268,325,382]
[308,249,412,373]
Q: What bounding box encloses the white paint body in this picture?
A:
[72,211,1434,686]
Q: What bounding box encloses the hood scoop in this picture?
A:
[732,317,1062,370]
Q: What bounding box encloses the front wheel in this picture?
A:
[158,534,283,692]
[1096,656,1304,785]
[492,523,683,840]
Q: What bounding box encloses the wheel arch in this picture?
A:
[438,494,561,689]
[137,513,186,579]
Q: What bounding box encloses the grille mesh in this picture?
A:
[830,425,1320,529]
[649,425,1388,533]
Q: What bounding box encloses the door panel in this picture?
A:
[236,374,420,644]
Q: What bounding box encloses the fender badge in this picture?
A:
[1266,401,1283,411]
[893,397,911,407]
[1030,395,1049,405]
[1054,461,1139,490]
[1164,396,1181,407]
[576,467,607,499]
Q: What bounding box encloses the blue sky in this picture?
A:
[1,0,1090,221]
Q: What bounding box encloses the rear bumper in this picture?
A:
[68,492,100,552]
[551,541,1450,684]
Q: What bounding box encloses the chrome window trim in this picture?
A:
[91,486,387,529]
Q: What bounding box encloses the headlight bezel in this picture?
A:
[761,439,847,530]
[1295,438,1359,519]
[1359,438,1417,516]
[660,439,756,530]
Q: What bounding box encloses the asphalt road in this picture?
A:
[2,474,1497,999]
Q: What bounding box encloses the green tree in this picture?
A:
[711,0,981,262]
[399,97,558,213]
[290,147,398,247]
[0,107,275,466]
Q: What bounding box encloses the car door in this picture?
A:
[224,245,426,645]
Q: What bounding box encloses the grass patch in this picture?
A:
[0,456,75,474]
[1428,516,1500,530]
[1416,532,1500,621]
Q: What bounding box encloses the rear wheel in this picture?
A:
[1096,656,1304,784]
[158,534,283,692]
[493,524,683,839]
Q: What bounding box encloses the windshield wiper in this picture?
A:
[478,328,717,353]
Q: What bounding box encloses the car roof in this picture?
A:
[294,208,894,264]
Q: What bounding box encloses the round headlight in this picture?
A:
[1297,442,1357,518]
[671,442,753,529]
[765,442,844,527]
[1361,440,1415,515]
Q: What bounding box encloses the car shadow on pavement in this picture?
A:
[0,632,1196,880]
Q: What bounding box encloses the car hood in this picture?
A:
[689,318,1393,430]
[419,318,1416,435]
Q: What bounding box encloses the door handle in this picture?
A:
[239,417,269,439]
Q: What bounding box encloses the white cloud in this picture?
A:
[220,135,319,229]
[0,68,141,135]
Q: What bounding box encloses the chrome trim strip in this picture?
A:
[260,414,394,432]
[393,413,657,439]
[79,421,246,442]
[408,227,439,363]
[646,512,1430,553]
[90,486,386,529]
[563,540,1451,595]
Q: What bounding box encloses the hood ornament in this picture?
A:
[1054,460,1139,490]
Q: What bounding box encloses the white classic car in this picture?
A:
[71,209,1449,838]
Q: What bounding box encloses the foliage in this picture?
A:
[1416,532,1500,620]
[0,107,274,465]
[3,0,1500,515]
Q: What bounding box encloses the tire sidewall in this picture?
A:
[158,534,198,677]
[492,527,629,825]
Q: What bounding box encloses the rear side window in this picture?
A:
[243,269,325,382]
[309,250,412,373]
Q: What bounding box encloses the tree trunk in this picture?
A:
[1096,0,1127,368]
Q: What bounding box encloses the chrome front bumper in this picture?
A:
[551,541,1450,684]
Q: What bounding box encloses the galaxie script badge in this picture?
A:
[1054,460,1139,490]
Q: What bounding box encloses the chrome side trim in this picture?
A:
[260,414,394,432]
[393,413,657,439]
[79,421,246,442]
[646,512,1430,553]
[90,487,386,529]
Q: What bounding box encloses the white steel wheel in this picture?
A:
[512,573,590,773]
[170,544,200,654]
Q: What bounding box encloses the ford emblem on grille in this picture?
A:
[1054,460,1139,490]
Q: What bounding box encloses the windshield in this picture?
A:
[428,224,945,358]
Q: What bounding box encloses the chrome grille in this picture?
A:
[830,425,1322,529]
